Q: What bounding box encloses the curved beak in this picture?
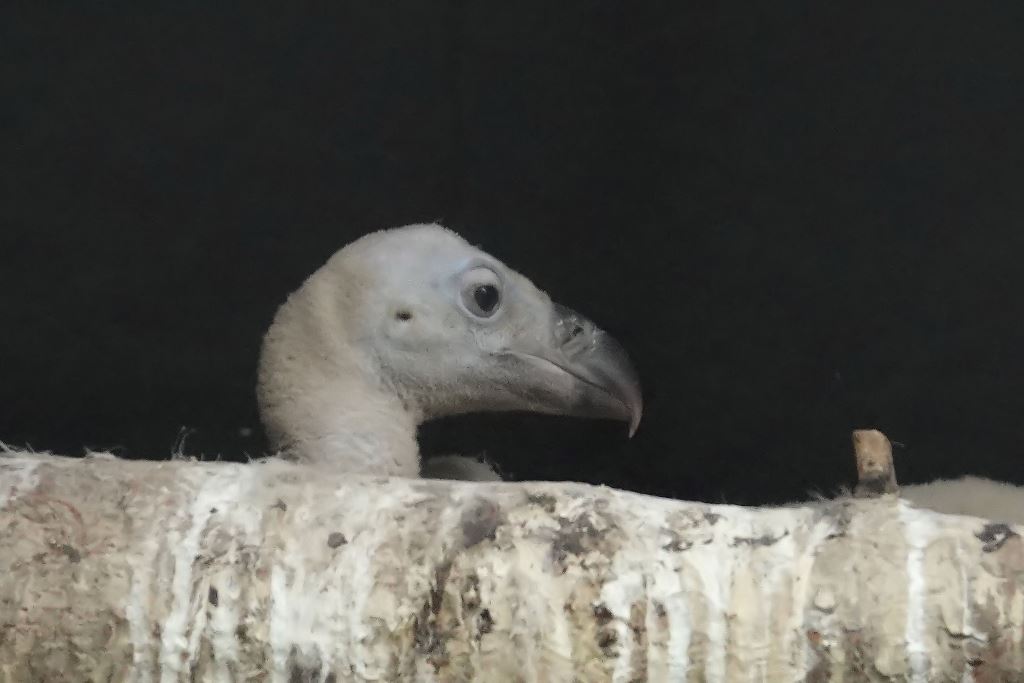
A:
[501,304,643,437]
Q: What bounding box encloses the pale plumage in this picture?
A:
[901,476,1024,525]
[257,223,641,478]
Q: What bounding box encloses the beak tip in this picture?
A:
[627,404,642,438]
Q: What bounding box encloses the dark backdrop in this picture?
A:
[4,3,1023,504]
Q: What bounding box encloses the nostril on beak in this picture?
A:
[559,320,591,351]
[552,304,598,351]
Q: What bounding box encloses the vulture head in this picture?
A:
[257,223,642,477]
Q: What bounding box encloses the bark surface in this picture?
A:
[0,452,1022,682]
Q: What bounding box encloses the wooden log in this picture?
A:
[0,451,1022,682]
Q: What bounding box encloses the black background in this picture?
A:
[4,3,1023,505]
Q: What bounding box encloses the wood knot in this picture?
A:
[461,498,502,548]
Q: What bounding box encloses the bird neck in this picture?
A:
[257,281,423,476]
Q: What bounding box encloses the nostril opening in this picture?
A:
[570,325,584,338]
[396,310,412,321]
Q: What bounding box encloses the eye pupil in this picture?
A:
[473,284,500,313]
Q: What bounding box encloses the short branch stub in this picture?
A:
[852,428,898,498]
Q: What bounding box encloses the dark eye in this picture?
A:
[459,266,503,318]
[462,281,502,317]
[473,285,500,313]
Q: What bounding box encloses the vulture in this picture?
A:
[900,476,1024,525]
[257,223,642,480]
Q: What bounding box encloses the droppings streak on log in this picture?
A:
[0,452,1022,681]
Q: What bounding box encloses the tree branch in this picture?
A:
[852,428,898,498]
[0,451,1021,681]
